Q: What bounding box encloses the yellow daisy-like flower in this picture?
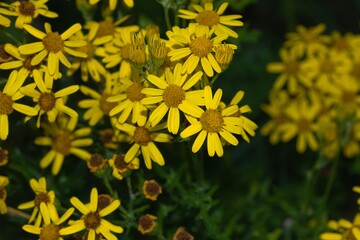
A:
[108,77,148,126]
[60,187,123,240]
[141,63,204,134]
[18,177,57,226]
[89,0,133,10]
[178,2,243,38]
[67,30,109,82]
[0,70,37,140]
[320,214,360,240]
[34,116,93,175]
[180,86,243,157]
[108,153,139,180]
[116,121,173,169]
[20,73,79,128]
[4,0,58,29]
[0,175,9,214]
[23,204,74,240]
[78,73,121,126]
[18,22,87,77]
[167,24,235,77]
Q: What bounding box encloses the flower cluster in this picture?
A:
[263,24,360,157]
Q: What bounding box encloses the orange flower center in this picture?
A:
[163,84,185,108]
[42,32,64,53]
[100,93,117,115]
[87,153,105,172]
[97,194,112,211]
[34,192,50,207]
[200,109,224,133]
[52,133,72,155]
[113,154,128,172]
[143,180,162,200]
[195,10,220,27]
[23,55,40,72]
[138,214,157,234]
[0,92,14,115]
[133,126,152,146]
[126,82,145,102]
[297,118,311,132]
[97,19,115,38]
[320,60,334,73]
[39,92,56,112]
[189,35,213,58]
[39,223,60,240]
[19,1,35,16]
[77,43,96,60]
[84,211,101,230]
[284,60,300,75]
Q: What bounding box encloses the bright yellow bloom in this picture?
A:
[22,205,74,240]
[320,214,360,240]
[0,175,9,214]
[108,77,148,126]
[285,23,330,57]
[89,0,133,10]
[0,7,13,27]
[178,2,243,38]
[18,177,57,226]
[180,86,243,157]
[4,0,58,29]
[116,121,172,169]
[141,63,204,134]
[108,153,139,180]
[35,116,93,175]
[78,73,121,126]
[60,188,123,239]
[0,70,37,140]
[18,22,87,77]
[20,74,79,128]
[167,24,235,77]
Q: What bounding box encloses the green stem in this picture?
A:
[164,7,172,30]
[103,176,118,199]
[322,153,340,204]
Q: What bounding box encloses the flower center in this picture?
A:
[97,19,116,38]
[34,192,50,207]
[39,223,60,240]
[126,82,145,102]
[163,84,185,108]
[200,109,224,133]
[320,60,334,73]
[350,62,360,79]
[99,129,114,145]
[39,92,56,112]
[77,43,96,60]
[189,35,213,58]
[144,181,161,198]
[138,214,157,234]
[42,32,64,53]
[99,93,117,115]
[195,10,220,27]
[0,92,14,115]
[114,154,127,171]
[88,153,105,169]
[19,1,35,16]
[97,194,112,211]
[84,211,101,230]
[23,55,40,72]
[297,118,310,132]
[284,60,300,75]
[0,148,8,167]
[52,133,72,155]
[0,187,6,200]
[342,90,355,103]
[133,126,152,146]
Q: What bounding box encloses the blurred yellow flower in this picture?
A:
[0,175,9,214]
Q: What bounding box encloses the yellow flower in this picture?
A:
[18,22,87,77]
[78,73,121,126]
[320,214,360,240]
[0,175,9,214]
[60,187,123,239]
[20,73,79,128]
[89,0,133,10]
[87,153,107,173]
[141,63,204,134]
[108,77,148,126]
[108,153,139,180]
[18,177,57,226]
[266,47,312,94]
[178,2,243,38]
[66,30,108,82]
[22,204,74,240]
[0,7,13,27]
[0,70,37,140]
[5,0,58,29]
[167,24,235,77]
[35,116,93,175]
[285,23,330,57]
[115,121,172,169]
[180,86,243,157]
[142,179,162,201]
[138,214,157,235]
[173,227,194,240]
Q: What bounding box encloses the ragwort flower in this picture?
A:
[89,0,134,10]
[141,63,204,134]
[180,86,243,157]
[18,22,87,76]
[35,116,93,175]
[108,153,139,180]
[18,177,57,226]
[320,214,360,240]
[60,187,123,240]
[143,179,162,201]
[178,2,243,38]
[138,214,157,235]
[0,175,9,214]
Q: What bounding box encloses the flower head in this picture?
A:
[143,179,162,201]
[173,227,194,240]
[108,153,139,180]
[0,175,9,214]
[138,214,157,235]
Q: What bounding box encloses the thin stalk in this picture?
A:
[164,7,172,30]
[322,153,340,204]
